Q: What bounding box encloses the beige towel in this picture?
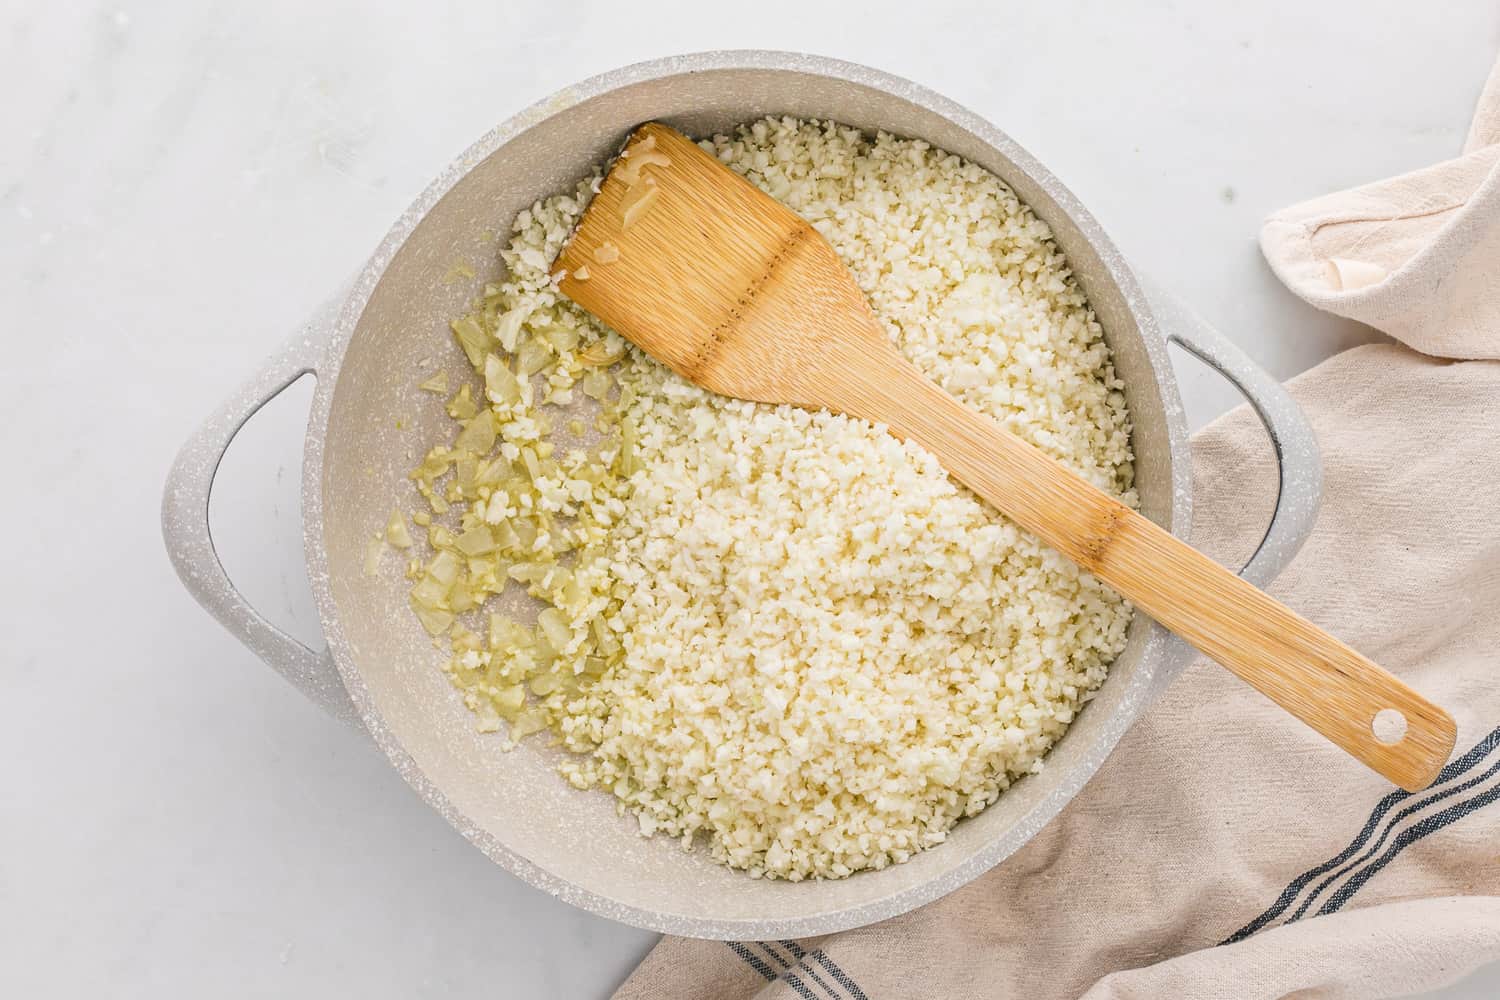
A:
[614,58,1500,1000]
[1260,58,1500,360]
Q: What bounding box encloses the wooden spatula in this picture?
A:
[553,122,1456,791]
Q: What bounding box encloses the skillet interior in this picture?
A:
[313,57,1185,937]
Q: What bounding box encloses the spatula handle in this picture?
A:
[839,357,1455,791]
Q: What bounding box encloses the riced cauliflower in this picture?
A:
[398,117,1135,881]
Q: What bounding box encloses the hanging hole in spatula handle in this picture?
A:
[1018,475,1458,793]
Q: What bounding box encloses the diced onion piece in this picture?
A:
[474,456,507,486]
[507,562,549,584]
[493,683,526,717]
[537,607,571,651]
[492,519,520,551]
[429,550,462,585]
[520,447,542,481]
[411,575,449,609]
[418,370,449,394]
[494,308,527,353]
[484,354,522,404]
[450,578,480,617]
[517,339,553,376]
[579,369,612,400]
[531,630,558,665]
[451,627,482,653]
[450,316,488,368]
[589,616,611,647]
[489,614,527,649]
[454,410,497,455]
[411,600,454,637]
[620,178,659,229]
[542,325,580,354]
[616,147,671,186]
[510,709,548,739]
[592,242,620,265]
[455,525,497,556]
[448,582,478,614]
[474,703,501,733]
[512,517,537,549]
[577,340,623,367]
[385,511,413,549]
[455,456,478,492]
[447,384,479,421]
[619,420,642,476]
[363,537,382,577]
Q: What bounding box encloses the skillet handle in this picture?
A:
[1141,278,1324,695]
[161,300,361,728]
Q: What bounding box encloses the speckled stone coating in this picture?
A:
[161,51,1322,940]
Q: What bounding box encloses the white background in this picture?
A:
[3,1,1497,996]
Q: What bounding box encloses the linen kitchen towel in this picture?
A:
[614,54,1500,1000]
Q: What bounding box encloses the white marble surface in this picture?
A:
[3,2,1497,996]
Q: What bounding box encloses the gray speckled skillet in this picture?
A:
[162,51,1321,940]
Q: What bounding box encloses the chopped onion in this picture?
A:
[579,369,612,400]
[542,325,580,354]
[428,550,461,586]
[510,710,548,739]
[385,511,413,549]
[537,607,571,651]
[363,536,383,577]
[411,575,448,609]
[484,354,522,405]
[620,178,660,229]
[411,600,454,637]
[517,339,554,376]
[520,447,542,481]
[454,410,497,455]
[493,683,526,716]
[494,308,527,353]
[391,234,643,749]
[455,525,497,556]
[578,341,624,367]
[448,582,477,614]
[616,146,671,186]
[450,316,488,368]
[447,384,479,421]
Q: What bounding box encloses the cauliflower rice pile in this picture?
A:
[387,118,1136,881]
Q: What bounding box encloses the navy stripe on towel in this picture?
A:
[752,941,821,1000]
[1318,779,1500,916]
[811,948,869,1000]
[1224,723,1500,944]
[1282,755,1500,924]
[773,940,841,1000]
[724,939,868,1000]
[728,941,776,982]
